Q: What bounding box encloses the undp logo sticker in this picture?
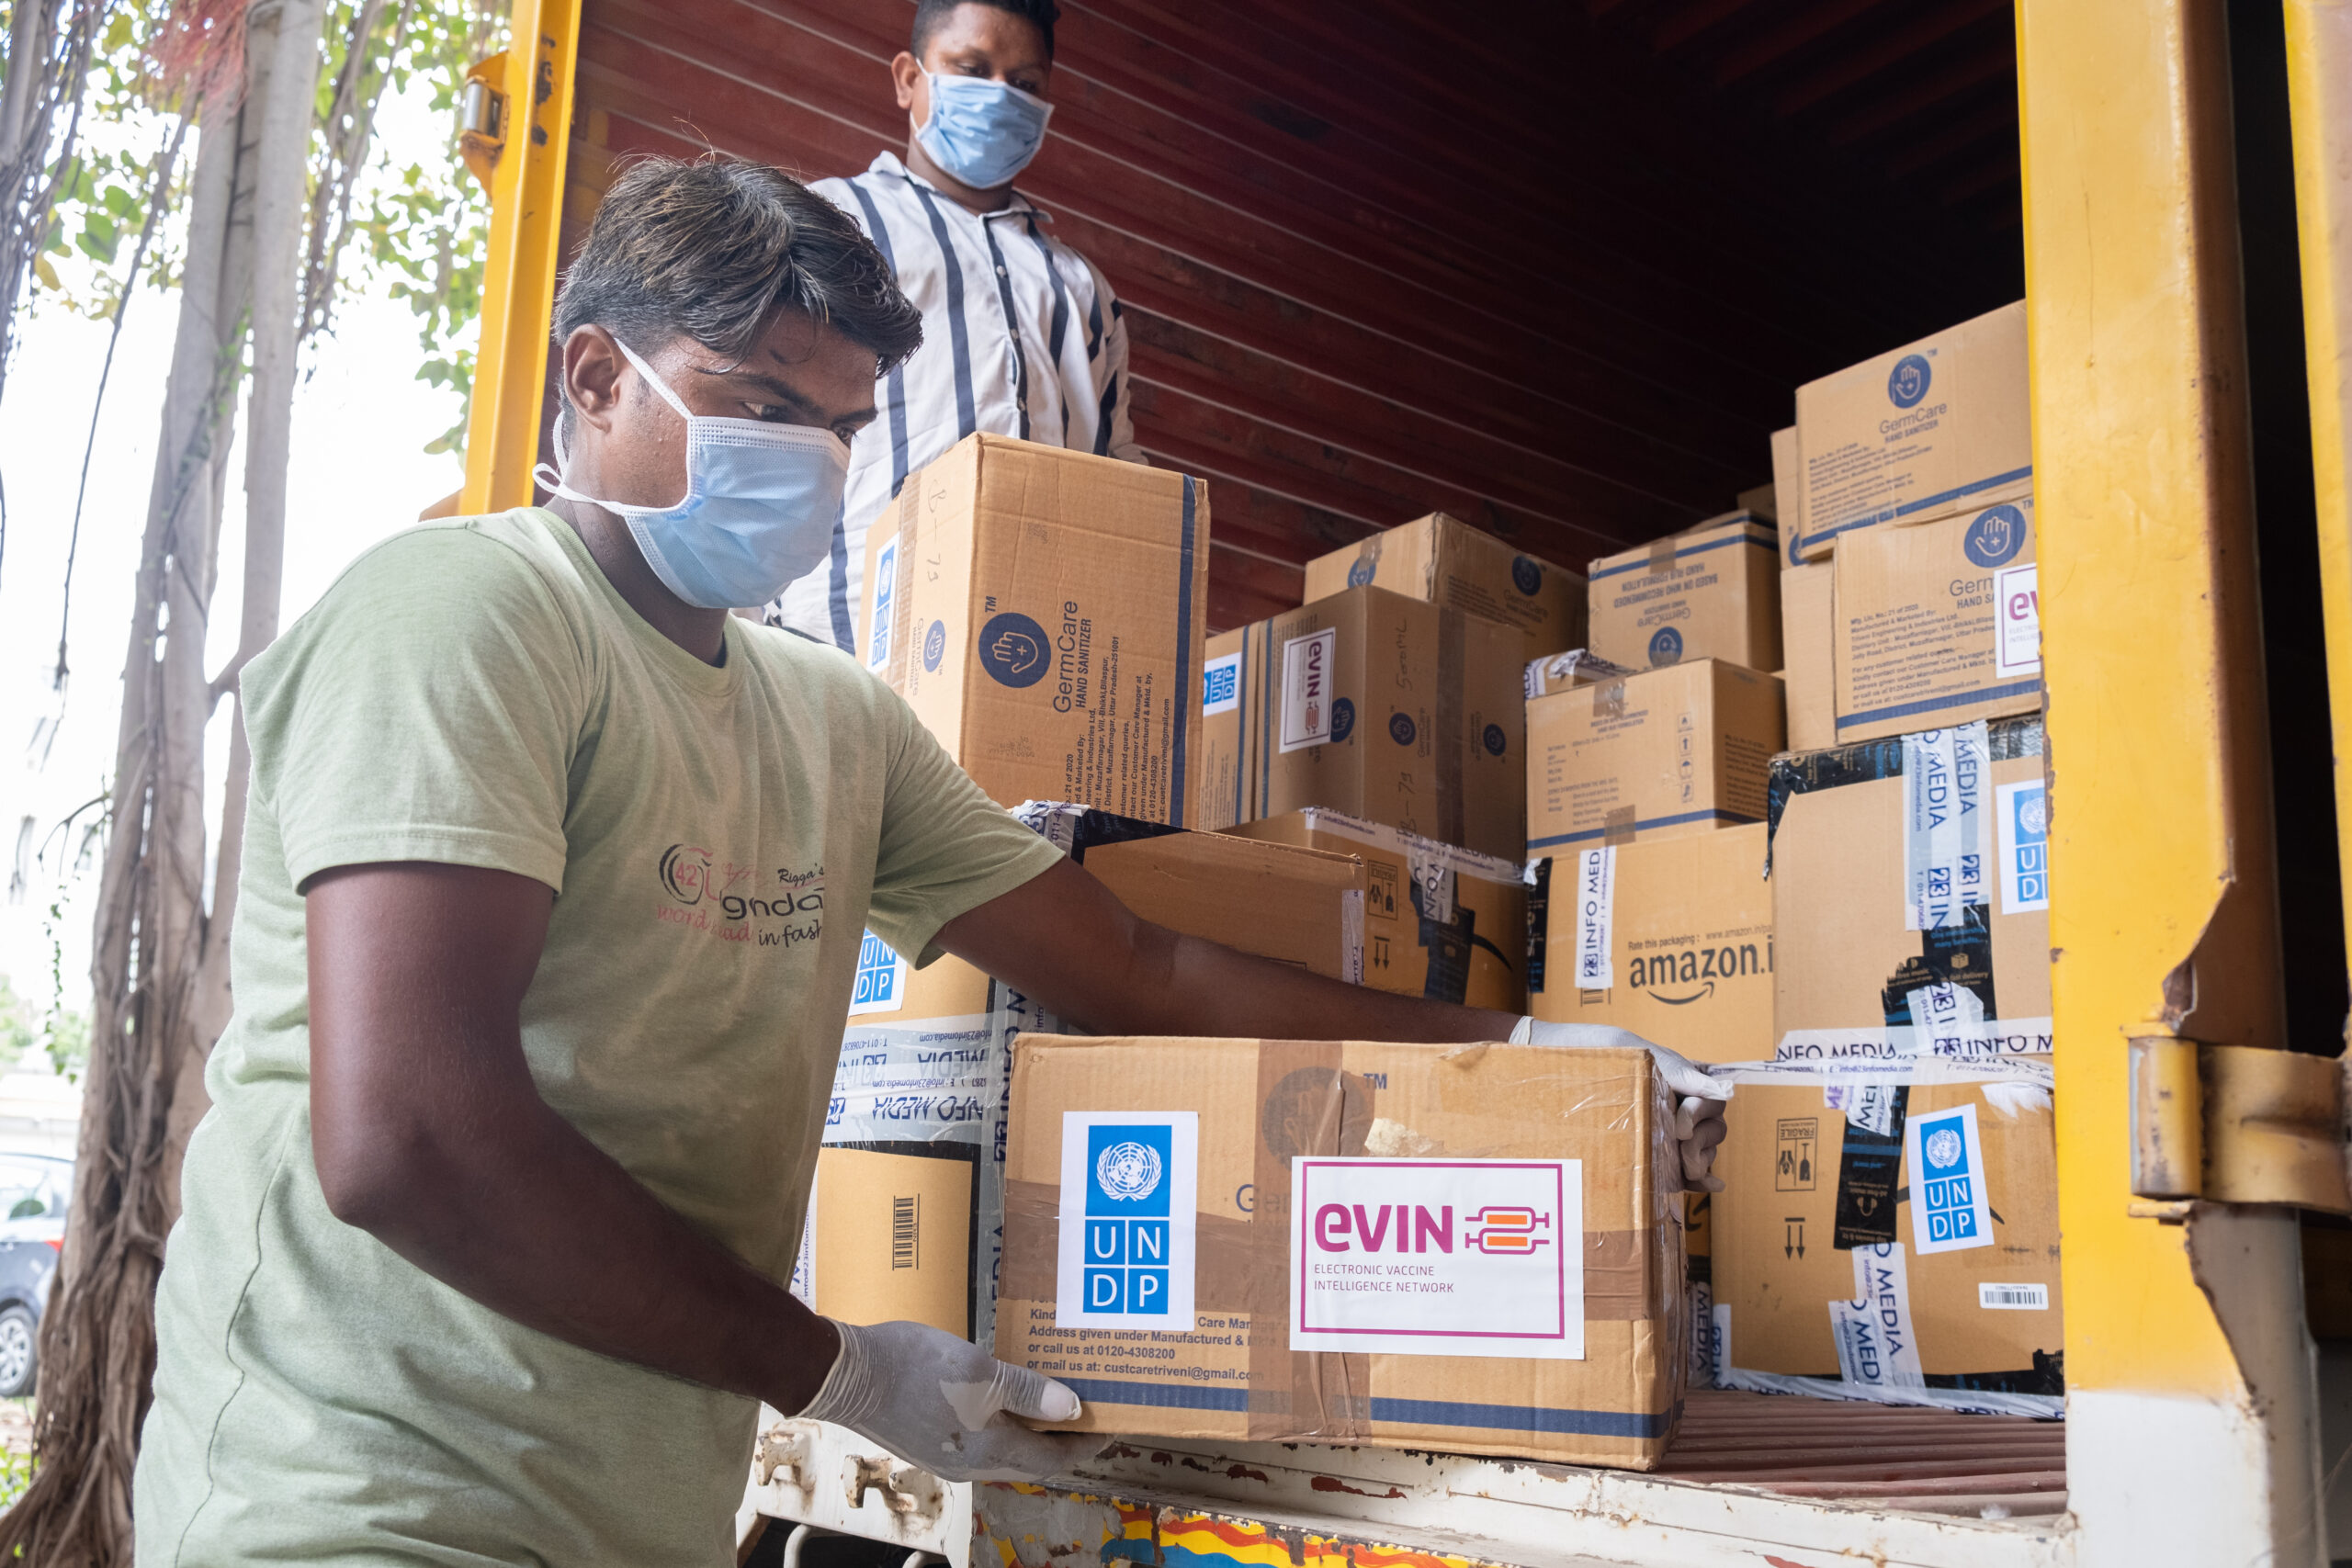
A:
[1962,503,2029,568]
[1904,1101,1994,1255]
[1511,556,1542,597]
[1648,626,1684,666]
[1483,722,1507,757]
[978,611,1050,688]
[1329,697,1356,742]
[1347,554,1376,589]
[1058,1111,1196,1329]
[1887,353,1933,409]
[1389,711,1417,746]
[922,619,945,673]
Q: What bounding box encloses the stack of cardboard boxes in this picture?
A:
[1712,301,2063,1415]
[804,434,1380,1348]
[817,297,2068,1467]
[982,506,1703,1465]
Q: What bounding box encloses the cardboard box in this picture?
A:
[1833,496,2041,743]
[1708,1055,2063,1414]
[1736,481,1776,523]
[994,1034,1686,1467]
[1526,660,1784,854]
[813,806,1367,1343]
[1232,808,1526,1011]
[1770,426,1804,570]
[1781,560,1835,751]
[1527,824,1771,1063]
[1791,301,2030,561]
[1303,513,1587,662]
[1768,716,2052,1064]
[1237,586,1527,859]
[1525,649,1634,699]
[1196,626,1260,831]
[1586,512,1781,672]
[861,434,1210,821]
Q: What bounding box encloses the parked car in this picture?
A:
[0,1154,73,1399]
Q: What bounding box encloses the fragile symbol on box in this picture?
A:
[1774,1118,1816,1191]
[1290,1157,1584,1359]
[1056,1111,1197,1329]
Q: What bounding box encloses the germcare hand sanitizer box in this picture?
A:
[1791,301,2030,562]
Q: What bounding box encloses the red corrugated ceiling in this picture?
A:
[560,0,2019,629]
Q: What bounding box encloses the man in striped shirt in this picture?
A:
[769,0,1146,649]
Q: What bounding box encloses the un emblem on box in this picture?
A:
[1905,1102,1994,1254]
[1057,1111,1197,1328]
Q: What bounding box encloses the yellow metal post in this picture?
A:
[458,0,581,514]
[2289,3,2352,984]
[2018,0,2322,1561]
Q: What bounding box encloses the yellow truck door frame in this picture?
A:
[457,0,579,514]
[2022,0,2330,1562]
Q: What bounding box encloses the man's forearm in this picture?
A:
[939,859,1521,1043]
[325,1072,839,1415]
[307,861,840,1418]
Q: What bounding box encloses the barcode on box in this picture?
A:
[1978,1280,2049,1310]
[891,1194,919,1270]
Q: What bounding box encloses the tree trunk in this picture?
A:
[0,0,322,1557]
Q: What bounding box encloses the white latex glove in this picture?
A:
[1511,1018,1728,1193]
[798,1318,1100,1483]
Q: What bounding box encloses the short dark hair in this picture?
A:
[552,156,923,406]
[911,0,1058,61]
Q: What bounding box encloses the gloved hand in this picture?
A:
[797,1317,1101,1483]
[1510,1018,1728,1192]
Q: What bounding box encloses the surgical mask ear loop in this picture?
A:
[534,335,691,500]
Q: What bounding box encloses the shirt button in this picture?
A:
[996,265,1007,276]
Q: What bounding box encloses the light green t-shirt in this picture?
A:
[134,510,1063,1567]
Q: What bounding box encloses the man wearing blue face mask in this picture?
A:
[131,154,1725,1566]
[768,0,1146,650]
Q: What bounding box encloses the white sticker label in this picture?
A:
[1996,778,2050,914]
[1980,1280,2050,1311]
[1290,1157,1584,1359]
[846,930,910,1017]
[1826,1081,1899,1136]
[1994,563,2041,677]
[1904,723,1989,930]
[1903,981,1991,1059]
[1832,1242,1926,1387]
[1905,1100,1995,1253]
[1202,649,1243,716]
[1571,846,1616,989]
[866,536,898,671]
[1056,1111,1198,1330]
[1278,626,1339,752]
[1340,889,1365,986]
[790,1170,817,1306]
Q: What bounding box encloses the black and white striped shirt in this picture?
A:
[769,152,1146,649]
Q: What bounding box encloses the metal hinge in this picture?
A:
[2129,1036,2351,1213]
[458,53,509,190]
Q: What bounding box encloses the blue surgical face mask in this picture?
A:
[915,66,1052,191]
[537,335,850,611]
